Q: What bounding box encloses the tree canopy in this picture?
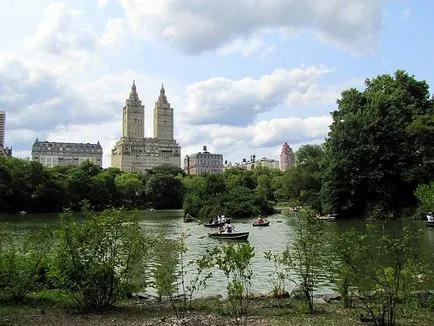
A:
[321,70,434,217]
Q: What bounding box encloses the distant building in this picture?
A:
[0,111,5,149]
[31,139,103,168]
[111,82,181,173]
[0,111,12,157]
[0,146,12,157]
[225,155,279,170]
[280,142,294,171]
[184,145,223,175]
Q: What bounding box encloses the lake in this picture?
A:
[1,209,433,297]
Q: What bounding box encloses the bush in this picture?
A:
[54,205,157,310]
[0,224,53,301]
[334,223,427,326]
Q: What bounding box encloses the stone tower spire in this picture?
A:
[153,83,174,140]
[122,81,145,139]
[128,80,139,101]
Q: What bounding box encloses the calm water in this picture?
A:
[1,210,433,297]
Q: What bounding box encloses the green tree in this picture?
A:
[255,174,273,200]
[115,172,145,208]
[414,181,434,215]
[322,70,434,218]
[146,174,184,209]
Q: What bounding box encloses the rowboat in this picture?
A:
[425,221,434,228]
[204,218,231,228]
[208,232,249,240]
[184,214,196,223]
[253,221,270,227]
[316,214,337,221]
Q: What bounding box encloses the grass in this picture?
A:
[1,290,434,326]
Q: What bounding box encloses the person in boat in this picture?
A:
[427,212,434,222]
[225,222,234,233]
[256,215,265,224]
[218,225,225,233]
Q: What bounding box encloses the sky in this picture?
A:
[1,0,433,168]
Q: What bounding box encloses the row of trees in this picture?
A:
[1,70,433,218]
[0,160,185,213]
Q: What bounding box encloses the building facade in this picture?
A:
[31,139,103,168]
[184,146,223,175]
[224,155,279,170]
[0,110,12,157]
[0,111,5,148]
[280,142,295,171]
[111,82,181,173]
[0,146,12,157]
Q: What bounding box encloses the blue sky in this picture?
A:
[0,0,433,167]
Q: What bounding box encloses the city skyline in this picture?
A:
[1,1,433,168]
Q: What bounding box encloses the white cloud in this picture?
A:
[116,0,385,55]
[218,33,275,58]
[98,17,125,48]
[179,115,332,163]
[181,65,336,125]
[98,0,110,9]
[26,2,96,59]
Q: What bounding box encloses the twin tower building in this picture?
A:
[111,82,181,173]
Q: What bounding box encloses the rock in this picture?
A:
[321,292,342,303]
[247,292,266,300]
[133,292,158,301]
[266,289,289,299]
[313,297,327,304]
[289,286,305,300]
[200,294,223,301]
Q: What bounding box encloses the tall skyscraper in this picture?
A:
[153,84,174,140]
[111,82,181,173]
[280,142,294,171]
[0,111,5,148]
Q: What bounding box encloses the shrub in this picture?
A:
[54,205,156,310]
[0,224,53,301]
[334,223,427,326]
[210,242,255,326]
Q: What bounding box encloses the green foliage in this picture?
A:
[283,210,329,313]
[264,250,291,305]
[0,224,53,301]
[54,204,156,310]
[0,157,185,213]
[322,70,434,218]
[114,172,145,208]
[146,174,184,209]
[209,243,255,326]
[152,233,213,319]
[414,182,434,216]
[183,169,275,220]
[333,223,427,326]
